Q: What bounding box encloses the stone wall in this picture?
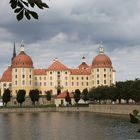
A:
[0,105,139,115]
[89,104,140,115]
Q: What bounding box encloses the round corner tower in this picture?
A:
[11,43,34,96]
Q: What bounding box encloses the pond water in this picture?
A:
[0,112,139,140]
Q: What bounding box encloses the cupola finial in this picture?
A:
[99,41,104,54]
[20,40,25,52]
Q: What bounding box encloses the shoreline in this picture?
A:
[0,104,139,115]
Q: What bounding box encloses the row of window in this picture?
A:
[35,82,89,87]
[96,80,112,85]
[50,71,68,75]
[35,76,89,81]
[14,80,32,86]
[14,69,32,72]
[15,75,32,79]
[95,74,111,78]
[96,68,112,72]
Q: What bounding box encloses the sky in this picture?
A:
[0,0,140,81]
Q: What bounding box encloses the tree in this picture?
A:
[46,90,52,103]
[10,0,49,21]
[81,88,89,103]
[2,89,11,106]
[29,89,40,106]
[16,89,26,107]
[65,91,71,105]
[74,89,81,105]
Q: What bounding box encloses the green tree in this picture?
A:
[10,0,49,21]
[131,79,140,103]
[16,89,26,107]
[2,89,11,106]
[46,90,52,103]
[65,91,71,105]
[29,89,40,106]
[74,89,81,105]
[81,88,89,103]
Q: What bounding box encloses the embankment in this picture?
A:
[0,105,139,115]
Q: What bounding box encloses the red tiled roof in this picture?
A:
[92,54,112,68]
[12,51,33,68]
[0,66,12,82]
[34,69,47,75]
[70,68,91,75]
[57,91,74,98]
[47,59,69,71]
[78,62,89,69]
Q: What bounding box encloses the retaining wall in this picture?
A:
[0,105,139,115]
[89,104,140,115]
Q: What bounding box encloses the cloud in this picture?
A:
[0,0,140,81]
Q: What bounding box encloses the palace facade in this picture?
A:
[0,43,116,96]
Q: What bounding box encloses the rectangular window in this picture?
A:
[97,80,99,84]
[30,80,32,85]
[77,82,79,86]
[72,82,74,86]
[44,82,46,86]
[35,82,37,86]
[22,80,25,85]
[50,82,52,86]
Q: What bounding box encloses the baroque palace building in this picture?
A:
[0,43,116,96]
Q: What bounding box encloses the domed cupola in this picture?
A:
[12,43,33,68]
[92,47,112,68]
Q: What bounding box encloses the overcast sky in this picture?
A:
[0,0,140,81]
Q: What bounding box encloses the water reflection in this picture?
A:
[0,112,139,140]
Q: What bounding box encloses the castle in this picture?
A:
[0,43,116,96]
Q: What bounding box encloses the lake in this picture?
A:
[0,112,139,140]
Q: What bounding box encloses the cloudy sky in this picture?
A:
[0,0,140,81]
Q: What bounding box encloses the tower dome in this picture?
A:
[92,47,112,68]
[0,66,12,82]
[12,43,33,68]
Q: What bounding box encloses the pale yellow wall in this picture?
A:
[12,68,34,96]
[92,68,113,87]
